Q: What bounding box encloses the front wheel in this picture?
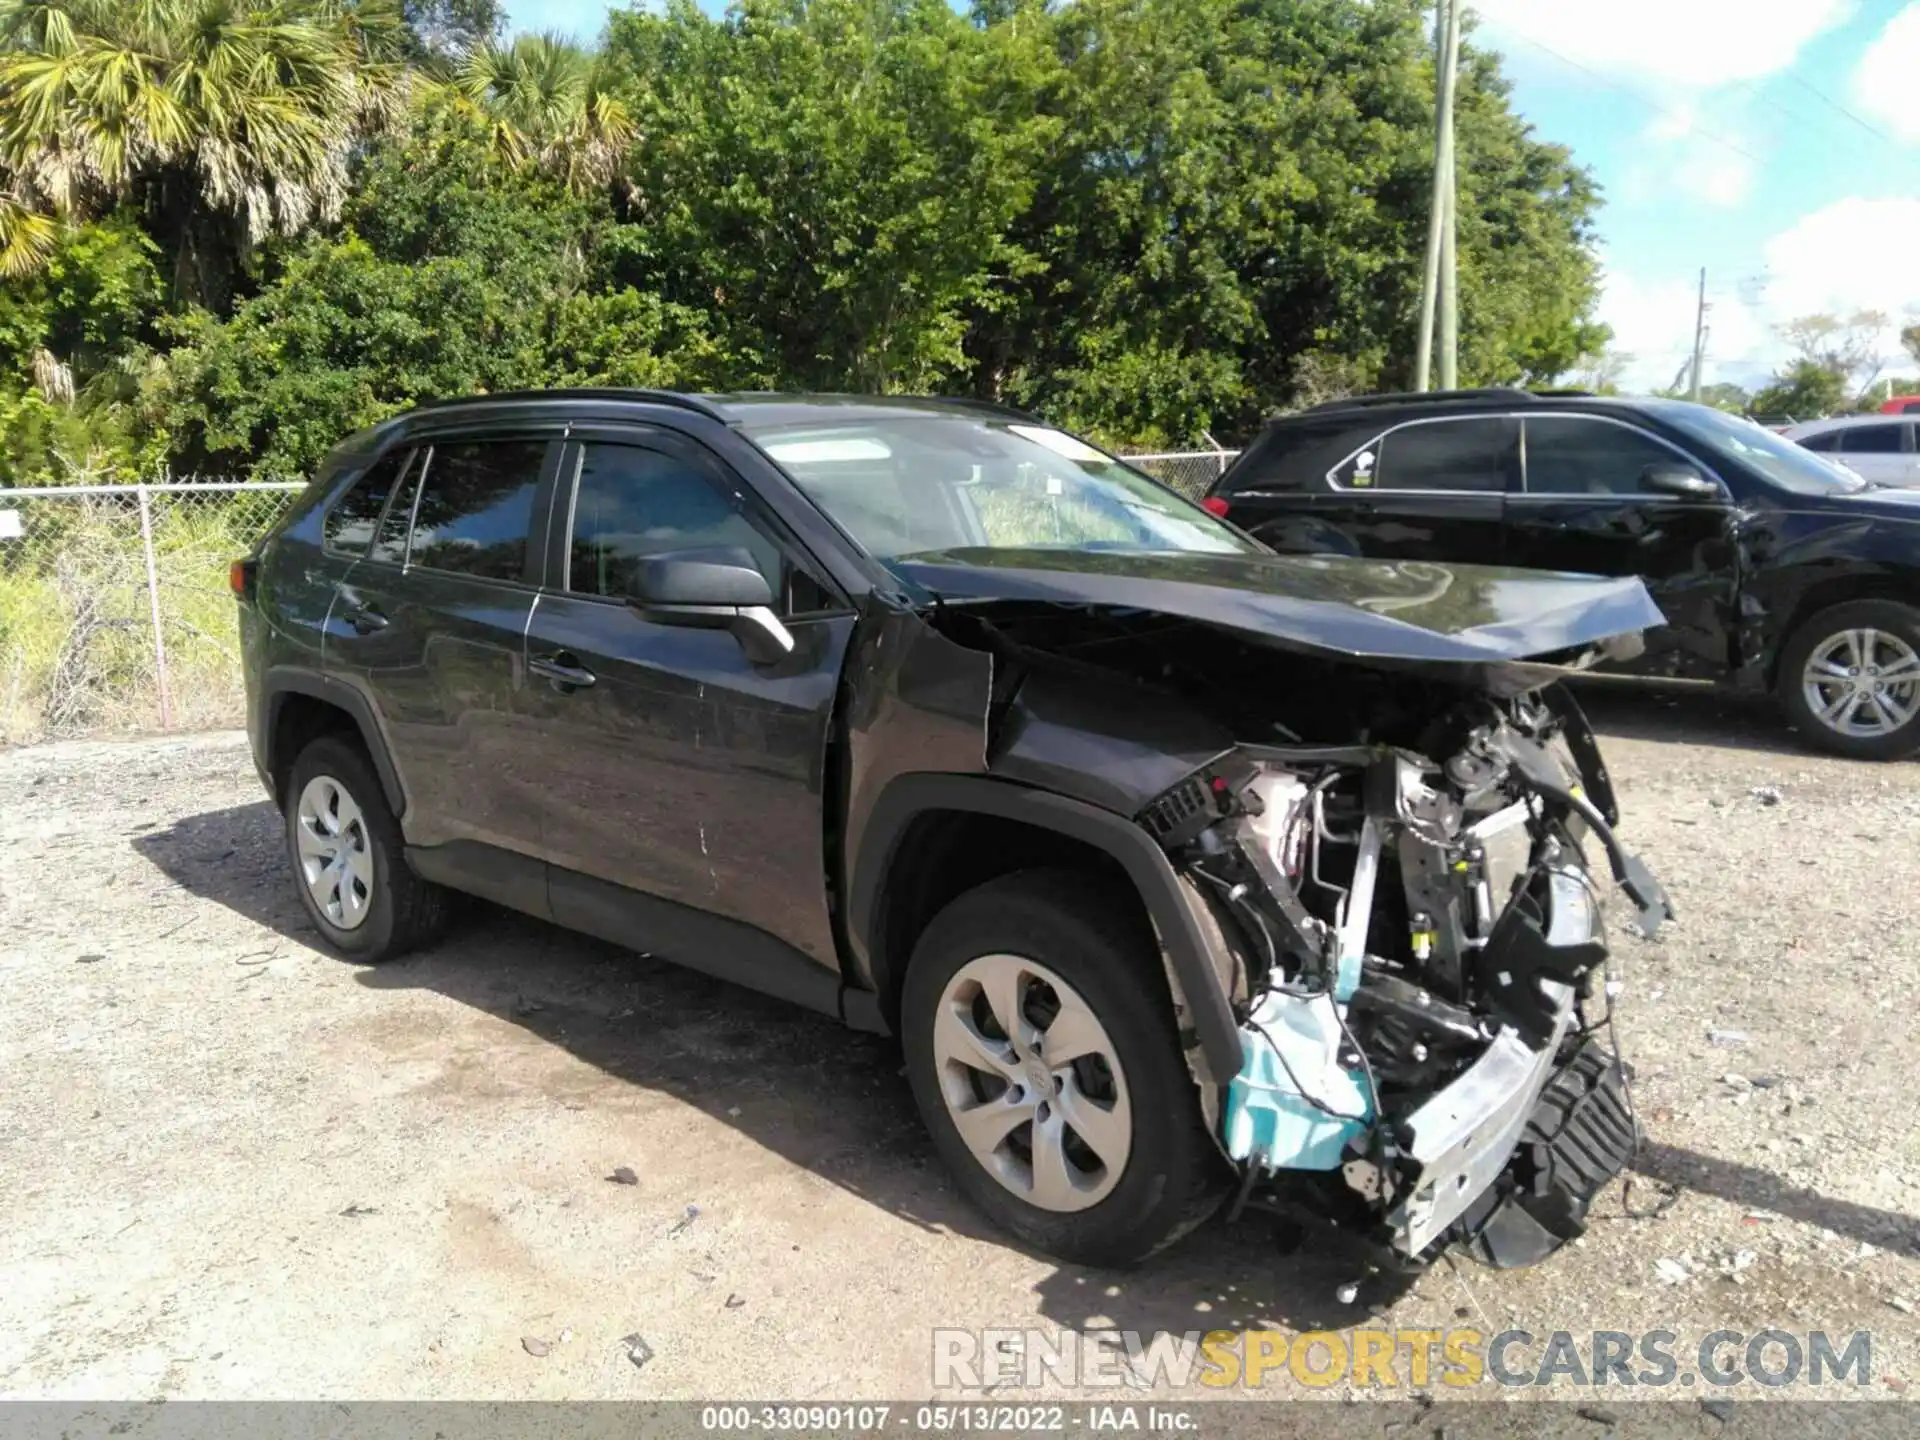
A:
[901,870,1223,1267]
[1777,600,1920,760]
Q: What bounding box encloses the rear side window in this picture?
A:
[1523,416,1687,496]
[1798,431,1840,452]
[1340,418,1513,492]
[324,450,409,556]
[1841,424,1905,455]
[407,439,548,580]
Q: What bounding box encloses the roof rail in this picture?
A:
[1305,387,1539,414]
[405,388,734,424]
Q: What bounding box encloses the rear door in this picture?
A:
[518,428,856,990]
[1505,413,1737,679]
[1837,422,1911,485]
[326,432,561,892]
[1319,415,1516,565]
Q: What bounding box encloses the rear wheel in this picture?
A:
[901,870,1222,1266]
[1778,600,1920,760]
[285,735,451,961]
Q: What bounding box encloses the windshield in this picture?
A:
[1650,402,1869,496]
[745,415,1256,561]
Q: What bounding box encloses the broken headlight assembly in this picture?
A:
[1139,698,1672,1269]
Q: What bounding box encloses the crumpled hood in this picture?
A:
[889,547,1664,668]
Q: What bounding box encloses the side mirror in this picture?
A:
[629,546,794,665]
[1641,463,1720,500]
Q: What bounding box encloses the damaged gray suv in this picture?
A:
[235,391,1671,1272]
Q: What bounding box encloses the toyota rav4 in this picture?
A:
[236,390,1670,1271]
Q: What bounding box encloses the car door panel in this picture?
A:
[325,434,561,865]
[522,434,855,983]
[1506,415,1736,679]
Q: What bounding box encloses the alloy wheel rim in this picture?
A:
[930,954,1132,1213]
[1801,627,1920,739]
[295,774,374,930]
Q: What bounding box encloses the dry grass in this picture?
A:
[0,489,294,743]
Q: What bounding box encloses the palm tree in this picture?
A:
[0,0,407,287]
[449,33,635,193]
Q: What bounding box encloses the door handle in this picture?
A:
[346,604,388,634]
[530,653,597,690]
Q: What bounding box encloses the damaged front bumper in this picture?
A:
[1147,690,1666,1269]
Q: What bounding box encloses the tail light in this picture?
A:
[1201,496,1231,518]
[229,558,257,601]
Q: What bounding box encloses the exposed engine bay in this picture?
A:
[852,550,1676,1270]
[1135,691,1670,1267]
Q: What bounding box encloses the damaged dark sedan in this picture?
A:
[235,391,1670,1273]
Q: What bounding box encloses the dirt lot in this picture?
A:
[2,686,1918,1403]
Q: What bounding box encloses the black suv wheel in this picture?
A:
[1778,599,1920,760]
[285,735,451,961]
[901,869,1222,1267]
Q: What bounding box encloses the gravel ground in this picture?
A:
[1,685,1917,1403]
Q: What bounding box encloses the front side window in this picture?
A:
[324,449,409,556]
[1842,424,1905,455]
[1798,430,1841,452]
[407,439,548,580]
[569,443,779,598]
[1524,416,1691,496]
[1350,418,1513,492]
[746,417,1253,562]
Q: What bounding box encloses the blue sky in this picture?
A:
[507,0,1920,392]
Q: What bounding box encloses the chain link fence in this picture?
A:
[0,450,1237,746]
[0,483,302,744]
[1125,448,1240,500]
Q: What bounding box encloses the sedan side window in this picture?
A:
[1369,418,1513,492]
[1524,416,1694,497]
[568,443,830,615]
[1841,424,1905,455]
[407,439,548,580]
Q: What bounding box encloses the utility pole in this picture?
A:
[1415,0,1463,392]
[1688,267,1709,402]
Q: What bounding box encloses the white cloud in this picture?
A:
[1621,105,1755,209]
[1762,197,1920,319]
[1852,4,1920,144]
[1471,0,1856,89]
[1600,197,1920,391]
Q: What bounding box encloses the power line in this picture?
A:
[1787,72,1903,148]
[1492,26,1770,168]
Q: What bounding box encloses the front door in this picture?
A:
[1318,415,1515,566]
[519,431,855,994]
[1505,414,1737,679]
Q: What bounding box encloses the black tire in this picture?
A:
[284,734,451,961]
[901,869,1224,1267]
[1777,599,1920,761]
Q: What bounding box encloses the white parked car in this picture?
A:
[1785,415,1920,486]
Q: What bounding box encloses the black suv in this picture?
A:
[1208,388,1920,760]
[237,390,1669,1271]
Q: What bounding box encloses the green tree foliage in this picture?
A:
[2,0,1613,478]
[0,215,163,482]
[0,0,410,299]
[602,0,1047,392]
[960,0,1604,445]
[1752,360,1849,423]
[154,119,720,476]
